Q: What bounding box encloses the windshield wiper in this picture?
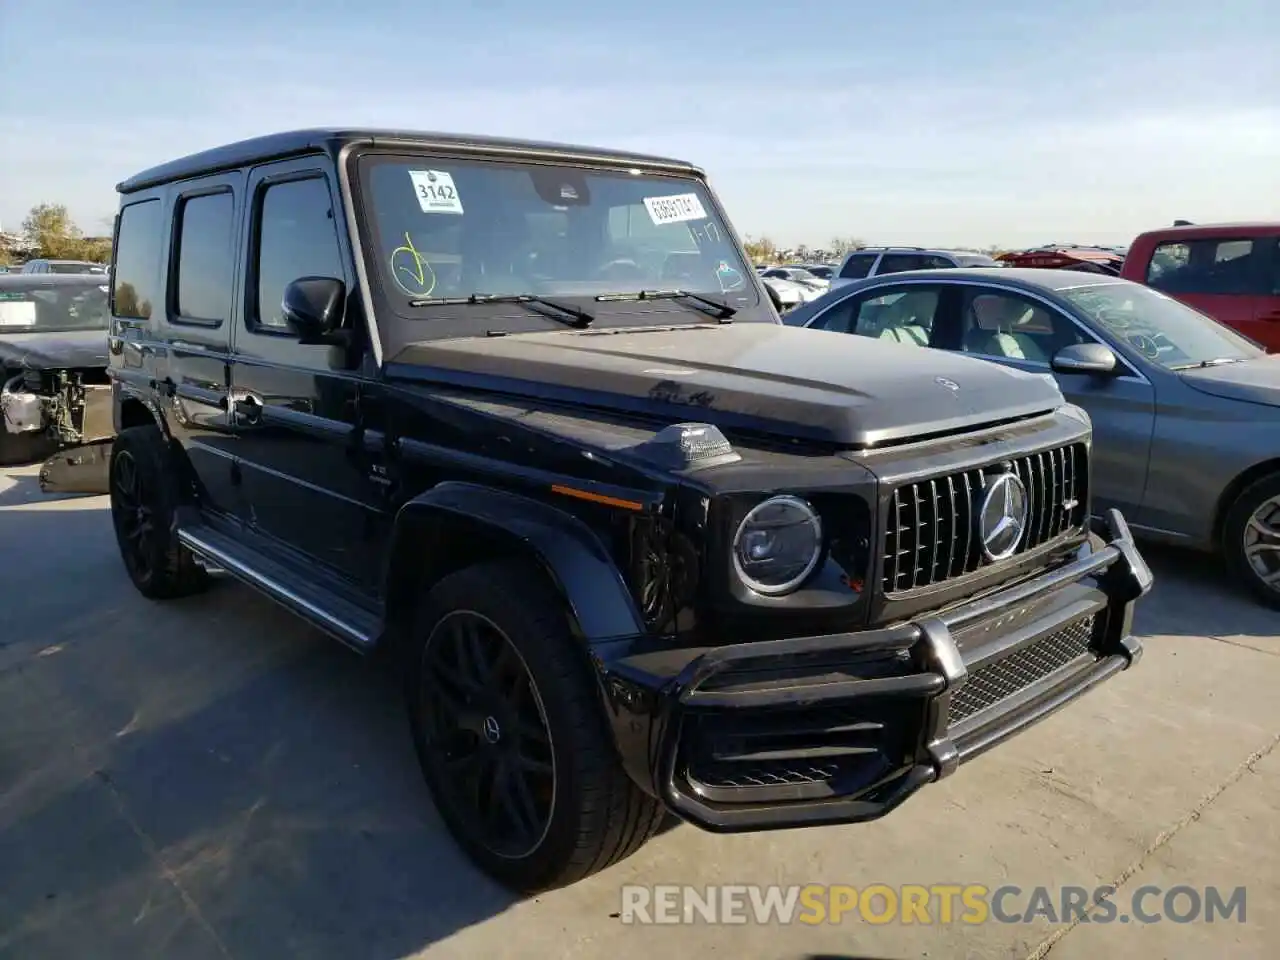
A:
[595,289,736,321]
[407,293,593,328]
[1170,357,1244,370]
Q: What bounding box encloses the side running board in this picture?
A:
[176,524,382,653]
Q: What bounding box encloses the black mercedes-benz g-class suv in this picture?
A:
[105,128,1151,893]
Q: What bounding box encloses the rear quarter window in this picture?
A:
[111,198,164,320]
[839,254,877,279]
[1147,237,1263,295]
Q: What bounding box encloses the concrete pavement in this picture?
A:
[0,462,1275,959]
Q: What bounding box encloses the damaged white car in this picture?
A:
[0,275,113,470]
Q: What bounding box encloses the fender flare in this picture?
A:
[384,481,647,643]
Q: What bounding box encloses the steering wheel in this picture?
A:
[596,258,645,282]
[1126,333,1161,359]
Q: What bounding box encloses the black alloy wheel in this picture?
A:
[111,448,155,583]
[416,609,556,860]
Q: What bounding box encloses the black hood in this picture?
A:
[386,323,1064,447]
[0,329,109,371]
[1178,354,1280,408]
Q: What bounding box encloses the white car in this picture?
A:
[761,275,823,311]
[760,266,830,293]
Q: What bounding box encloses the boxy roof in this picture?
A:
[117,127,700,193]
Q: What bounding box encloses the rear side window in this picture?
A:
[173,191,236,324]
[1146,237,1262,295]
[811,288,941,346]
[111,198,163,320]
[838,253,877,279]
[252,177,344,331]
[877,254,929,274]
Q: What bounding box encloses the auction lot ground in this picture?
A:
[1,461,1276,960]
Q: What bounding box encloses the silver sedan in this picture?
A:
[785,267,1280,608]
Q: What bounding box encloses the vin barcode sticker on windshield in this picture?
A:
[643,193,707,225]
[0,301,36,326]
[409,170,464,214]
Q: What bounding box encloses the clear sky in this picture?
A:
[1,0,1277,248]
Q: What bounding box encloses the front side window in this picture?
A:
[959,288,1084,364]
[810,287,940,347]
[253,177,344,330]
[1146,237,1262,296]
[358,155,753,315]
[1060,282,1262,370]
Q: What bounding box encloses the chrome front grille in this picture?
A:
[948,614,1098,726]
[882,443,1088,594]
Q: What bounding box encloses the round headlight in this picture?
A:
[732,495,823,595]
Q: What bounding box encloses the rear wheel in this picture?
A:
[405,560,664,892]
[1222,473,1280,609]
[109,425,207,599]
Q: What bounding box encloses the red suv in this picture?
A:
[1120,222,1280,350]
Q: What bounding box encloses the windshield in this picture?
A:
[0,279,111,334]
[358,155,756,325]
[1059,282,1262,369]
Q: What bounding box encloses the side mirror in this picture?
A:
[282,276,346,344]
[1051,342,1119,376]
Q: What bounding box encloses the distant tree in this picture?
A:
[20,202,109,262]
[828,235,865,257]
[743,235,778,263]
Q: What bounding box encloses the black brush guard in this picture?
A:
[629,509,1151,832]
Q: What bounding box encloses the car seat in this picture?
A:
[874,293,933,346]
[964,296,1049,362]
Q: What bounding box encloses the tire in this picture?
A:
[1222,472,1280,610]
[405,560,664,893]
[108,424,208,599]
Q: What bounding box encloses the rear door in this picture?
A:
[941,284,1156,520]
[1143,235,1276,348]
[113,186,244,519]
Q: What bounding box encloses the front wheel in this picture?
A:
[1222,473,1280,609]
[405,560,664,893]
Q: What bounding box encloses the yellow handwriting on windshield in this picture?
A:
[390,232,437,297]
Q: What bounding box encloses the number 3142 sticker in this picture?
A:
[409,170,463,214]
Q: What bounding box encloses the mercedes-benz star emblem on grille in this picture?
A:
[935,377,960,391]
[977,472,1029,562]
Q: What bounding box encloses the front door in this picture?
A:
[947,285,1157,521]
[228,158,390,591]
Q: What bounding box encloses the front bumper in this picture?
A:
[603,509,1152,832]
